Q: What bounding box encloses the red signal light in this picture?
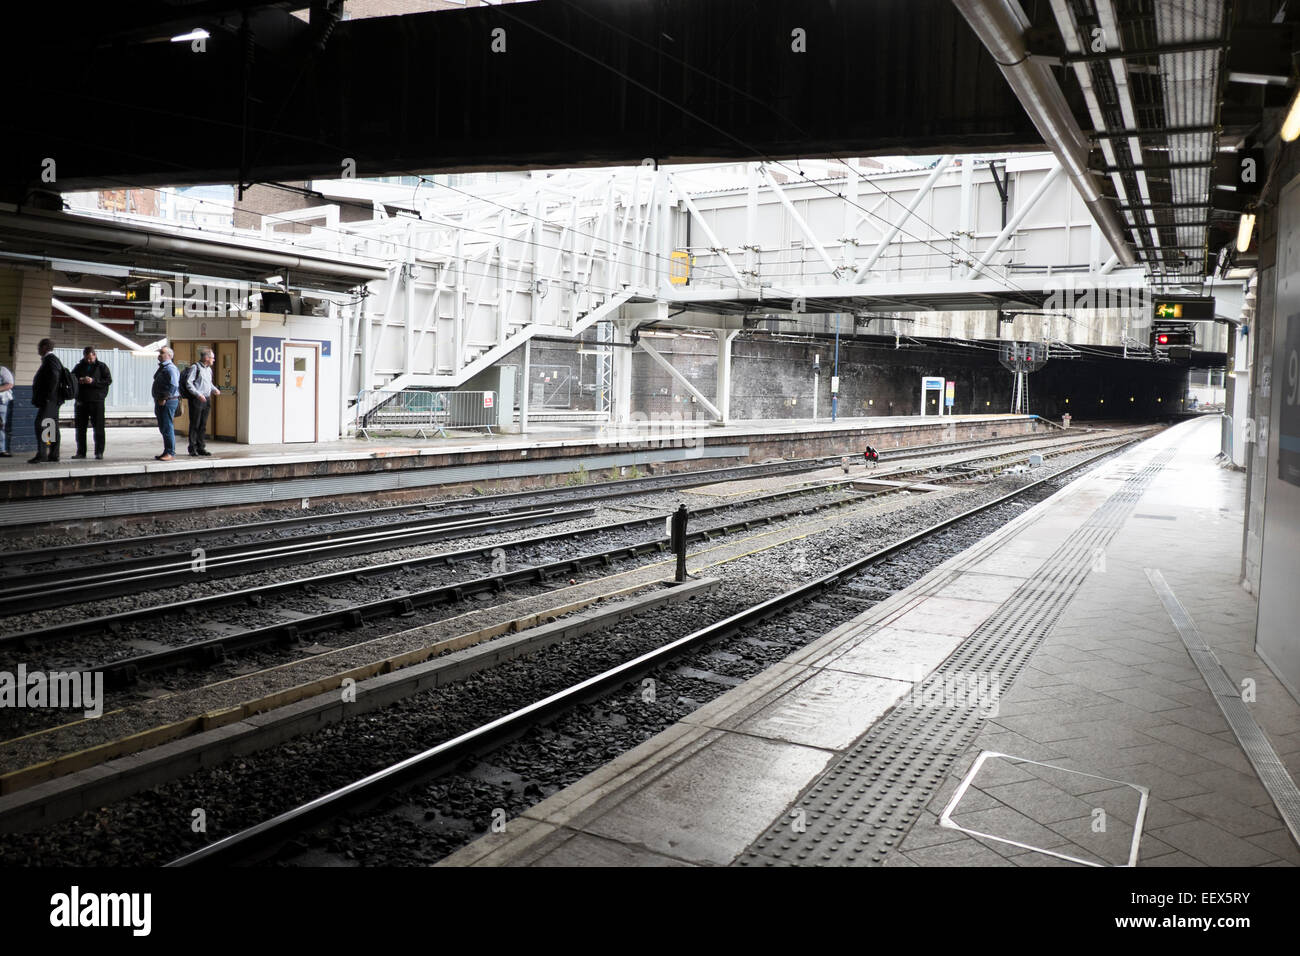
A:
[1157,333,1170,345]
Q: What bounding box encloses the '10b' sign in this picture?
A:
[253,336,284,385]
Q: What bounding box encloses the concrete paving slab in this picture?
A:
[814,623,967,682]
[531,830,695,867]
[582,732,834,866]
[724,669,910,751]
[926,571,1026,604]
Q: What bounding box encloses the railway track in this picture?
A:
[0,427,1145,618]
[0,507,592,616]
[0,430,1144,690]
[165,435,1141,866]
[0,426,1103,574]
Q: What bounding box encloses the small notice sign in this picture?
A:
[483,393,494,408]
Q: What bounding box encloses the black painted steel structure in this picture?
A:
[1,0,1048,194]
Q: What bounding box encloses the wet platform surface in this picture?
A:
[441,417,1300,867]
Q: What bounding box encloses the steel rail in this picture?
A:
[0,508,590,616]
[1,430,1140,654]
[0,430,1064,567]
[73,489,886,687]
[167,435,1144,866]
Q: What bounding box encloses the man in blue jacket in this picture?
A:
[152,346,180,462]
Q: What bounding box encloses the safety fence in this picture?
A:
[354,389,499,438]
[54,348,158,413]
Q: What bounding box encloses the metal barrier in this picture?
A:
[54,348,157,413]
[354,389,498,439]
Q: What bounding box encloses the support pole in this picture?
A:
[611,316,634,426]
[520,338,531,434]
[832,314,841,422]
[715,329,738,424]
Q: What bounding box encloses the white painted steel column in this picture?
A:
[715,329,739,423]
[520,338,531,434]
[611,313,634,426]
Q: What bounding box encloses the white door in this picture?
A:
[282,343,319,443]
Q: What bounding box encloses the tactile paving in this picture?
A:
[736,448,1177,866]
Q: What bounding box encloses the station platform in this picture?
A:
[0,413,1038,528]
[442,417,1300,867]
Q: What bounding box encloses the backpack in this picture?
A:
[57,363,77,403]
[180,363,202,398]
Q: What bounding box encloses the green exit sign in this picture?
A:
[1153,297,1215,321]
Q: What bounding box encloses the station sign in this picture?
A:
[945,380,955,407]
[1153,297,1215,321]
[253,335,333,385]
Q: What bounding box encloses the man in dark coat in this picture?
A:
[29,337,65,464]
[71,346,112,460]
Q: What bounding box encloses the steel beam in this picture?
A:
[638,335,722,421]
[1038,38,1225,65]
[964,164,1064,280]
[760,165,841,278]
[953,0,1136,267]
[668,173,746,288]
[854,155,954,282]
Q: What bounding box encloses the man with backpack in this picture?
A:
[152,346,180,462]
[180,347,221,456]
[29,337,73,464]
[71,346,112,460]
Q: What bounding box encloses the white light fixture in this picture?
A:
[1237,212,1256,253]
[170,28,209,43]
[1283,87,1300,142]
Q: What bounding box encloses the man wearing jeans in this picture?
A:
[151,346,180,461]
[183,348,221,456]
